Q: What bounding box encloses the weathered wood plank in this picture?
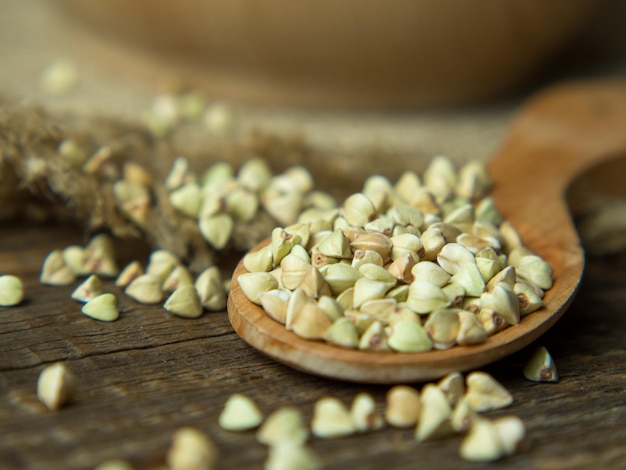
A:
[1,222,625,469]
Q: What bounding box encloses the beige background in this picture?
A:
[1,0,626,161]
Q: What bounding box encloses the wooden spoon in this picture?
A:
[227,82,626,383]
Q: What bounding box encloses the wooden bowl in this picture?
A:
[55,0,596,108]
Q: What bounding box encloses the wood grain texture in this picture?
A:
[228,81,626,383]
[1,82,626,469]
[1,224,625,469]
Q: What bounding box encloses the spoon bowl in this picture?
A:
[228,82,626,383]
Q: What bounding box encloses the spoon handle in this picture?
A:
[489,81,626,267]
[493,81,626,186]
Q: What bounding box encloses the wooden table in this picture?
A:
[2,82,626,469]
[1,221,625,470]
